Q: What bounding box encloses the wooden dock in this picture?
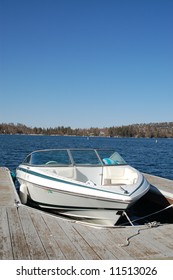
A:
[0,167,173,260]
[144,173,173,206]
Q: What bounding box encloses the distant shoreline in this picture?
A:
[0,122,173,138]
[0,134,173,140]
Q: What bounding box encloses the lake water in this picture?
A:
[0,134,172,180]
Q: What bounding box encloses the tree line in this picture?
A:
[0,122,173,138]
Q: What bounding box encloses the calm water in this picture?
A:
[0,134,172,180]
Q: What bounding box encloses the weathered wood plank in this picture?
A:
[135,224,173,259]
[144,173,173,205]
[28,208,65,259]
[86,226,134,260]
[109,226,159,260]
[144,173,173,193]
[57,219,101,260]
[42,214,83,259]
[0,208,13,259]
[7,207,31,259]
[115,225,167,259]
[0,168,18,206]
[72,222,117,260]
[18,206,48,259]
[151,224,173,252]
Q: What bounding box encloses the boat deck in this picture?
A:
[0,167,173,260]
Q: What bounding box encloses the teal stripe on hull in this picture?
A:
[17,166,145,197]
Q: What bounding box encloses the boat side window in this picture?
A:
[23,155,31,164]
[97,150,127,165]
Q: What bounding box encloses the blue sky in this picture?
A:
[1,0,173,128]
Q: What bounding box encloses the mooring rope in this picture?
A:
[120,203,173,226]
[119,221,160,247]
[119,204,173,247]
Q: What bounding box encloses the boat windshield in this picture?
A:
[24,149,71,166]
[70,149,101,165]
[23,149,127,166]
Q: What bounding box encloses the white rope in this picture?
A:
[119,221,160,247]
[122,211,134,226]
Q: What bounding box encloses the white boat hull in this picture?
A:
[17,170,149,226]
[20,181,129,225]
[16,148,150,226]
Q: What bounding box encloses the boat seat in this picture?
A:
[102,166,138,186]
[104,178,132,185]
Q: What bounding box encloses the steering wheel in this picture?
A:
[45,161,58,165]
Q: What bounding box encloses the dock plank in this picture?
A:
[7,207,31,259]
[144,173,173,192]
[144,173,173,205]
[42,213,84,259]
[75,224,133,260]
[18,206,48,260]
[135,224,173,259]
[109,226,160,260]
[90,227,134,260]
[28,208,65,259]
[0,168,18,206]
[0,208,13,259]
[153,224,173,251]
[115,225,167,259]
[57,219,101,260]
[71,222,118,260]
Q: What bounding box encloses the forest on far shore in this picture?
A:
[0,122,173,138]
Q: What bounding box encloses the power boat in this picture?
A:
[16,148,150,226]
